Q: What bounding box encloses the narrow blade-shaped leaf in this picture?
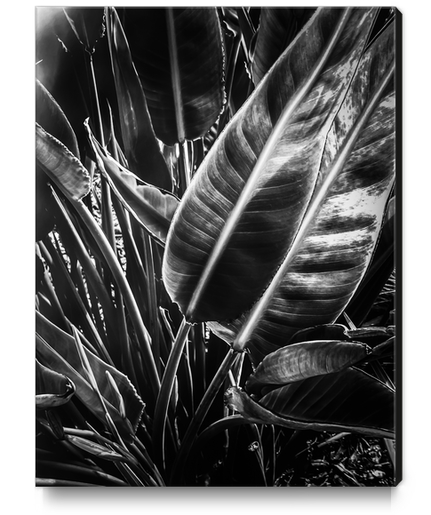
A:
[106,7,172,190]
[65,435,125,462]
[36,79,79,158]
[226,367,394,438]
[36,79,80,239]
[163,8,377,323]
[63,7,105,53]
[86,123,179,245]
[121,7,225,145]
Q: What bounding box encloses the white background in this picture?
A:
[2,1,428,513]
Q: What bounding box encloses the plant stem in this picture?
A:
[70,197,161,405]
[152,317,192,469]
[169,348,239,485]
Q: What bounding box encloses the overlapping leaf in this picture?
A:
[121,7,226,145]
[226,367,394,438]
[86,123,179,245]
[36,79,80,239]
[36,312,145,441]
[251,8,315,85]
[209,18,395,364]
[163,8,377,323]
[106,7,172,190]
[63,7,105,53]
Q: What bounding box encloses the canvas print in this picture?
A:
[35,6,400,486]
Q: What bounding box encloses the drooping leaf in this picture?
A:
[105,7,172,190]
[36,311,144,440]
[209,17,396,364]
[245,340,371,394]
[120,7,226,145]
[251,8,315,85]
[36,123,91,201]
[163,8,378,323]
[36,359,75,409]
[226,367,394,438]
[86,123,179,245]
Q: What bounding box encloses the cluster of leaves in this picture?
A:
[35,6,398,486]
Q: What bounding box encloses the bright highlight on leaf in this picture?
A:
[162,8,379,324]
[246,340,371,393]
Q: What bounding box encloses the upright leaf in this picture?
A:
[86,124,179,245]
[121,7,225,145]
[36,79,80,239]
[251,8,315,85]
[106,7,172,190]
[162,8,377,323]
[63,7,105,54]
[209,18,395,364]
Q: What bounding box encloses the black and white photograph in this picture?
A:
[34,6,400,488]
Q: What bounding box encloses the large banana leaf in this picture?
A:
[208,17,395,364]
[163,8,378,323]
[105,7,172,190]
[225,367,394,439]
[120,7,226,145]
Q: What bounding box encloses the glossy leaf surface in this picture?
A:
[209,19,395,363]
[106,7,172,190]
[163,8,377,323]
[121,7,225,145]
[246,340,371,393]
[226,367,394,438]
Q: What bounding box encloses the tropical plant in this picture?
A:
[35,6,399,486]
